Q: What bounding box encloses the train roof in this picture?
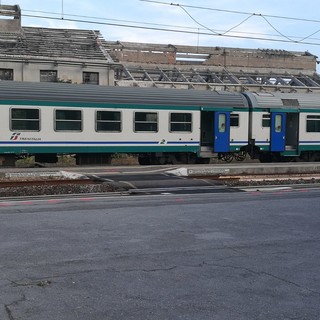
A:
[245,92,320,110]
[0,81,248,109]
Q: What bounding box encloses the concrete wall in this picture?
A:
[0,59,114,85]
[204,49,316,71]
[110,43,317,73]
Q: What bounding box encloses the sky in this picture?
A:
[2,0,320,69]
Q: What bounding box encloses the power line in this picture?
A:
[22,9,320,43]
[140,0,320,44]
[140,0,320,24]
[20,12,320,47]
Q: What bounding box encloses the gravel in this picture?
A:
[0,181,130,198]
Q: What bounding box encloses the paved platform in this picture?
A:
[186,162,320,176]
[0,162,320,178]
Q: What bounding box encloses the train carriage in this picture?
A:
[0,81,250,166]
[245,92,320,162]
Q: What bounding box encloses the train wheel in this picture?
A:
[234,151,247,161]
[219,152,234,163]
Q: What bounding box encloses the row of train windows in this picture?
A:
[10,109,320,133]
[262,114,320,132]
[10,109,194,133]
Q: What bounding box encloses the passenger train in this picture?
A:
[0,80,320,165]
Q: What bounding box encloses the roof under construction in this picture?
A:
[108,41,320,93]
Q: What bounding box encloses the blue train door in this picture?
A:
[270,112,286,152]
[214,112,230,152]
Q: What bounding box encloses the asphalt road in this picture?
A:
[1,188,320,319]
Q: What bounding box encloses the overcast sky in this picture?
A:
[3,0,320,67]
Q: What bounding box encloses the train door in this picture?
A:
[285,113,299,152]
[214,111,230,152]
[270,112,286,152]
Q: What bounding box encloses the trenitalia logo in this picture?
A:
[10,133,21,141]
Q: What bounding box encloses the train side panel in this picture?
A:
[0,81,250,165]
[0,104,201,155]
[229,111,250,152]
[245,92,320,161]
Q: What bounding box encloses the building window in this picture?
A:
[55,110,82,131]
[170,113,192,132]
[262,114,270,127]
[230,113,239,127]
[11,108,40,131]
[83,72,99,85]
[96,111,121,132]
[306,115,320,132]
[134,112,158,132]
[0,68,13,80]
[40,70,57,82]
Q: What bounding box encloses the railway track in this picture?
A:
[0,178,96,188]
[196,173,320,188]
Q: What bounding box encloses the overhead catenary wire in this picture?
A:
[22,8,319,41]
[140,0,320,24]
[21,13,320,47]
[140,0,320,44]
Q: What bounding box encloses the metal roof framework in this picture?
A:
[114,66,320,93]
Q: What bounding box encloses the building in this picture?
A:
[1,4,320,93]
[108,41,320,93]
[0,5,117,85]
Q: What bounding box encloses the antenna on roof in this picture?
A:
[61,0,64,19]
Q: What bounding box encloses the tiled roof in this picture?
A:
[0,27,110,60]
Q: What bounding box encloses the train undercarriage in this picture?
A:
[1,149,320,167]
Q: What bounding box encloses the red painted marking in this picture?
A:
[21,202,34,205]
[47,199,62,203]
[0,203,11,206]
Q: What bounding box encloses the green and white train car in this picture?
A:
[245,92,320,162]
[0,81,249,165]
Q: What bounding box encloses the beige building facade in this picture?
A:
[0,5,117,86]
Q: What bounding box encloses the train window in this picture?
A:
[275,115,282,133]
[170,113,192,132]
[306,115,320,132]
[83,72,99,85]
[218,114,226,133]
[11,108,40,131]
[55,110,82,131]
[230,114,239,127]
[96,111,121,132]
[134,112,158,132]
[262,114,270,127]
[40,70,57,82]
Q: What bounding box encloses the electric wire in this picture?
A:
[141,0,320,44]
[140,0,320,24]
[23,0,320,45]
[22,13,320,47]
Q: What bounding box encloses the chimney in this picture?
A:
[0,5,21,32]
